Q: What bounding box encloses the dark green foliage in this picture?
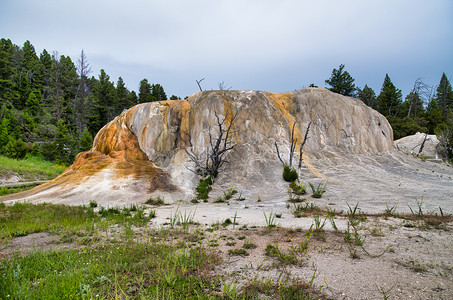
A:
[388,116,428,140]
[325,64,357,97]
[0,117,9,149]
[435,73,453,118]
[145,196,165,206]
[79,127,93,152]
[138,78,152,103]
[283,164,298,182]
[403,91,425,118]
[357,84,377,108]
[151,83,167,101]
[2,138,29,159]
[196,176,213,201]
[435,112,453,160]
[138,79,167,103]
[53,119,75,164]
[228,248,249,256]
[0,38,176,164]
[116,76,136,111]
[376,74,402,117]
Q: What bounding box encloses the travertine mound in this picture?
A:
[395,132,441,159]
[2,88,395,206]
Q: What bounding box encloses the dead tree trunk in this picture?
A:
[418,133,429,154]
[275,122,311,168]
[176,111,237,179]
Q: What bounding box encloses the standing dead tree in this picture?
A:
[196,78,205,92]
[275,122,311,168]
[407,78,433,118]
[176,111,238,179]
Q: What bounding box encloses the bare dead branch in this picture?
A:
[298,122,312,168]
[418,133,429,154]
[175,110,238,179]
[275,142,285,165]
[275,121,311,169]
[196,78,205,92]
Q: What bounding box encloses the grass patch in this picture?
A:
[0,240,221,299]
[0,154,66,181]
[242,278,326,299]
[145,196,165,206]
[228,248,249,256]
[0,186,35,196]
[0,202,150,244]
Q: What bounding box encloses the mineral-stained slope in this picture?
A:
[2,88,395,206]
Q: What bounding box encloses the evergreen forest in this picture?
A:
[1,39,452,165]
[0,38,177,164]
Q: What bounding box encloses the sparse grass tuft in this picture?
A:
[289,180,306,195]
[384,202,397,215]
[145,196,165,206]
[228,248,249,256]
[263,211,277,231]
[309,182,327,198]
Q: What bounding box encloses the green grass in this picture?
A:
[0,154,66,181]
[145,196,165,206]
[0,202,334,299]
[0,240,221,299]
[0,202,150,243]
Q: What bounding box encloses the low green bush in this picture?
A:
[283,164,298,182]
[196,176,212,201]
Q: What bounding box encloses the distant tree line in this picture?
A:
[1,39,452,164]
[0,38,177,164]
[325,64,453,159]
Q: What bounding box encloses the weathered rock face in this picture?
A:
[3,88,395,205]
[395,132,441,159]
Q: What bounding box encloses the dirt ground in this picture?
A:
[1,152,453,299]
[1,210,452,299]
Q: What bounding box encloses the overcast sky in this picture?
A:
[1,0,452,98]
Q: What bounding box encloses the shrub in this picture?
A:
[196,176,213,201]
[2,138,29,159]
[145,196,165,206]
[289,181,306,195]
[282,164,298,182]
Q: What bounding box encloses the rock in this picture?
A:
[395,132,441,159]
[1,88,396,206]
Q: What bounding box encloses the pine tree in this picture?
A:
[25,91,40,115]
[357,85,376,108]
[53,119,74,164]
[21,40,41,89]
[0,38,16,101]
[403,91,425,118]
[73,49,91,137]
[151,83,167,101]
[325,64,357,97]
[116,77,135,113]
[435,73,453,118]
[138,79,152,103]
[79,127,93,152]
[376,74,402,117]
[0,118,10,150]
[87,69,116,135]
